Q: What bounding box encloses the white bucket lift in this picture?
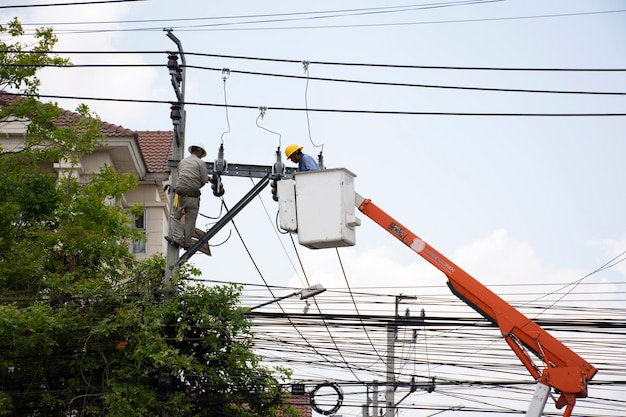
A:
[277,168,360,249]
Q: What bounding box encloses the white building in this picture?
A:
[0,92,210,259]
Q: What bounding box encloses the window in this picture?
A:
[132,210,147,253]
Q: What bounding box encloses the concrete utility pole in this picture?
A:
[372,381,379,417]
[160,29,186,417]
[385,320,395,417]
[385,295,418,417]
[164,29,185,302]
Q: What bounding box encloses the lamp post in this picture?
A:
[249,284,326,311]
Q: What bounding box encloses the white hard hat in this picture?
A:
[188,145,207,158]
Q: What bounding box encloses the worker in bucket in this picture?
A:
[165,145,210,250]
[285,144,319,172]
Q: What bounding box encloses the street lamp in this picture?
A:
[249,284,326,311]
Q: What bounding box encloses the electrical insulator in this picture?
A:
[427,377,435,393]
[270,179,278,202]
[214,143,227,173]
[272,146,284,177]
[211,175,225,197]
[317,151,325,170]
[167,53,179,73]
[170,104,181,122]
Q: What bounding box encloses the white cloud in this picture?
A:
[283,228,600,313]
[292,228,586,289]
[286,245,437,296]
[8,5,170,130]
[453,228,546,285]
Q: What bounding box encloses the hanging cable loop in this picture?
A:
[310,381,343,415]
[219,69,231,143]
[302,59,325,167]
[255,107,281,146]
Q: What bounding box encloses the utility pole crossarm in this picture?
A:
[167,160,298,179]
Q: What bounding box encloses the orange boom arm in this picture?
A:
[356,194,597,416]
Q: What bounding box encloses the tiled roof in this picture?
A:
[1,91,137,138]
[0,91,17,107]
[136,130,173,174]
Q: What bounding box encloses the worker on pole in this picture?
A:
[166,145,210,250]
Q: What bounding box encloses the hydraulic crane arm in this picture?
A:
[355,193,597,417]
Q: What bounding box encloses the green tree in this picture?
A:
[0,19,295,417]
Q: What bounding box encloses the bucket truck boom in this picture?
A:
[355,193,597,417]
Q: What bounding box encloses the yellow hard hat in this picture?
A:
[285,144,303,158]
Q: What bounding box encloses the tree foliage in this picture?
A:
[0,19,295,417]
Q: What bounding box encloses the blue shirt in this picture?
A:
[299,153,320,172]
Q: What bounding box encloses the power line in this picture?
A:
[18,93,626,117]
[184,64,626,95]
[185,51,626,72]
[17,1,497,27]
[289,235,365,382]
[165,8,626,34]
[13,5,626,35]
[220,197,359,379]
[5,49,626,71]
[10,1,504,34]
[4,59,626,96]
[0,0,148,9]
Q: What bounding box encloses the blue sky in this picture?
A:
[3,1,626,415]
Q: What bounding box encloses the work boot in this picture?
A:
[165,236,181,249]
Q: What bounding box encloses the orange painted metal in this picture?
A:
[357,197,597,414]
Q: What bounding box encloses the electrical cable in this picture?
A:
[184,64,626,96]
[243,280,626,414]
[333,248,386,366]
[13,58,616,96]
[219,68,231,143]
[255,107,281,147]
[2,38,623,406]
[13,5,626,35]
[250,177,305,288]
[165,8,626,35]
[7,59,626,95]
[6,49,626,71]
[302,61,323,150]
[220,195,345,374]
[289,234,364,381]
[14,92,626,117]
[13,1,504,35]
[16,1,497,27]
[0,0,148,9]
[525,249,626,319]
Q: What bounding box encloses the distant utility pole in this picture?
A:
[385,295,418,417]
[363,381,379,417]
[164,28,186,302]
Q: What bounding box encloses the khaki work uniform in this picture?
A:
[170,154,209,248]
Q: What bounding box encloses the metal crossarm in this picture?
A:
[167,160,298,179]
